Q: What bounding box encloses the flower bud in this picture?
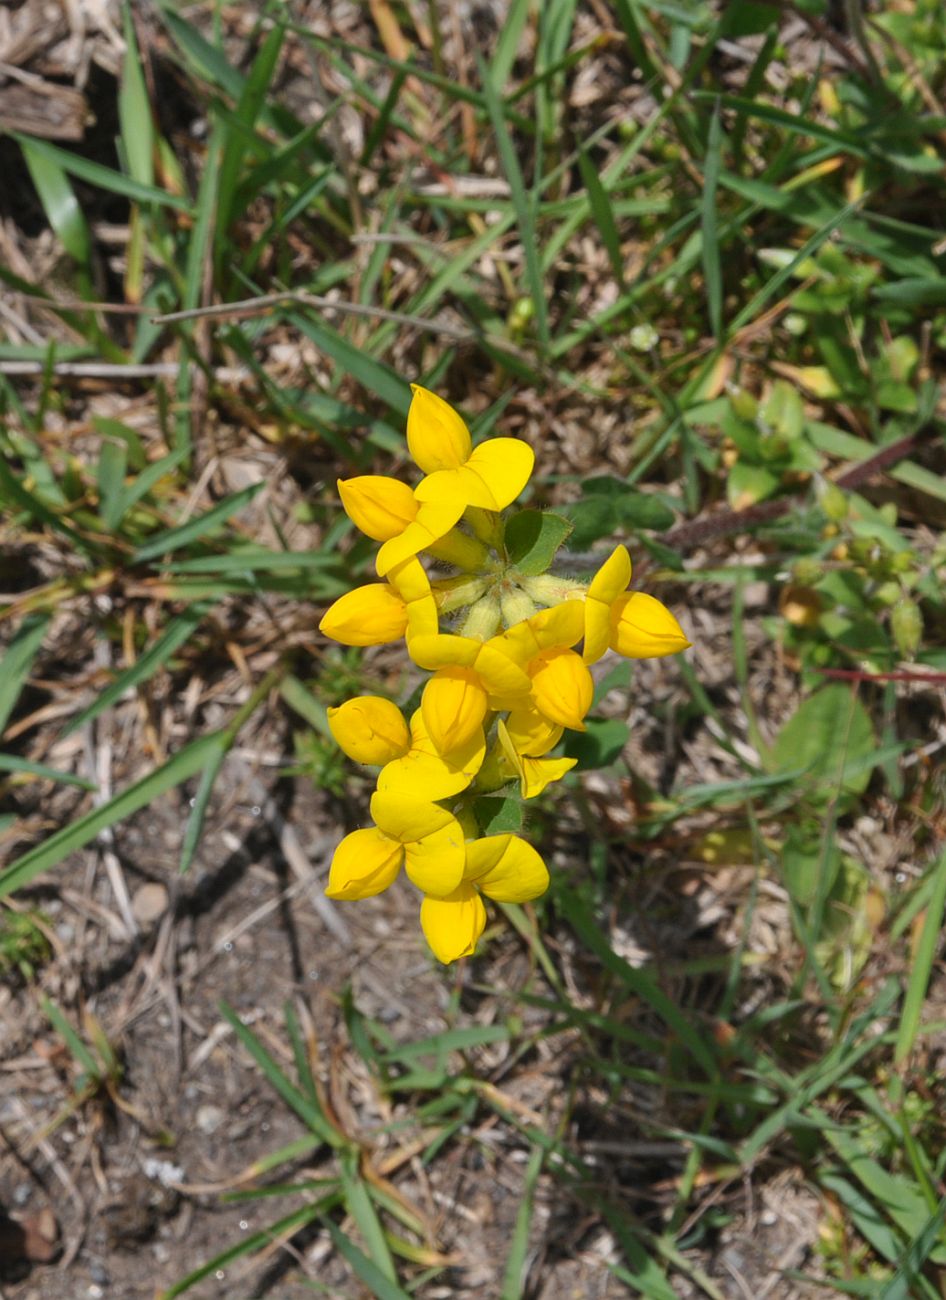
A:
[319,584,407,646]
[337,475,417,541]
[327,696,411,765]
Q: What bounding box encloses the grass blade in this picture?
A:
[500,1143,543,1299]
[701,99,723,338]
[0,614,50,737]
[131,482,265,563]
[894,847,946,1066]
[323,1218,412,1300]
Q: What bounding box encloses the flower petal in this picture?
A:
[337,475,417,542]
[530,647,594,730]
[492,600,585,664]
[370,792,457,844]
[464,835,550,902]
[378,711,485,800]
[319,584,407,646]
[587,544,632,603]
[325,828,403,899]
[582,597,612,664]
[409,633,479,672]
[407,385,472,473]
[503,706,563,757]
[375,496,467,577]
[421,668,489,752]
[327,696,410,765]
[420,885,486,963]
[609,592,691,659]
[404,820,467,896]
[519,753,577,799]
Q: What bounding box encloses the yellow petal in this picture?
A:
[503,706,563,757]
[375,497,467,577]
[403,821,467,896]
[420,885,486,963]
[529,648,594,730]
[582,598,611,664]
[370,792,457,844]
[414,439,534,511]
[319,584,407,646]
[337,475,417,542]
[387,557,440,641]
[327,696,411,765]
[518,754,577,799]
[409,633,479,671]
[492,600,586,664]
[464,835,550,902]
[407,385,472,473]
[474,643,532,698]
[421,668,489,752]
[609,592,691,658]
[325,828,402,899]
[497,720,573,798]
[378,711,485,800]
[587,544,632,603]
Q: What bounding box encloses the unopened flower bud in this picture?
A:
[891,599,922,659]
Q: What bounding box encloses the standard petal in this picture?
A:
[327,696,411,765]
[403,821,467,896]
[529,647,594,730]
[407,385,472,473]
[319,584,407,646]
[460,438,535,510]
[337,475,417,542]
[609,592,691,659]
[587,544,632,603]
[420,885,486,963]
[370,792,457,844]
[324,828,403,899]
[464,835,550,902]
[473,643,532,697]
[421,669,489,752]
[375,496,467,577]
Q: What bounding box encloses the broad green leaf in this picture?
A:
[770,685,877,800]
[504,510,571,575]
[473,795,523,835]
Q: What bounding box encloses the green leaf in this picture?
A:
[96,437,128,531]
[894,847,946,1066]
[0,754,96,791]
[322,1219,412,1300]
[701,100,723,338]
[0,614,50,737]
[65,602,216,735]
[562,478,676,549]
[20,139,91,264]
[781,824,840,910]
[563,718,630,770]
[0,732,222,898]
[12,133,191,213]
[770,685,877,800]
[131,482,265,563]
[473,795,523,835]
[504,510,571,575]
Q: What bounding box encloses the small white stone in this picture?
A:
[195,1104,225,1135]
[132,882,169,926]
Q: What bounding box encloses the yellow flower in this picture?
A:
[487,602,593,730]
[319,582,408,646]
[325,792,465,901]
[420,834,549,963]
[338,474,466,578]
[610,591,690,659]
[581,545,690,661]
[328,696,411,765]
[408,385,534,514]
[497,717,576,799]
[409,632,531,751]
[583,544,632,663]
[377,708,485,800]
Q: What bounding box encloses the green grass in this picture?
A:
[3,0,946,1294]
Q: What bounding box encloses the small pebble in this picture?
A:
[195,1104,225,1135]
[132,883,169,926]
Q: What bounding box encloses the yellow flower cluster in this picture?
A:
[319,386,690,963]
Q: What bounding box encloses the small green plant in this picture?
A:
[0,906,50,981]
